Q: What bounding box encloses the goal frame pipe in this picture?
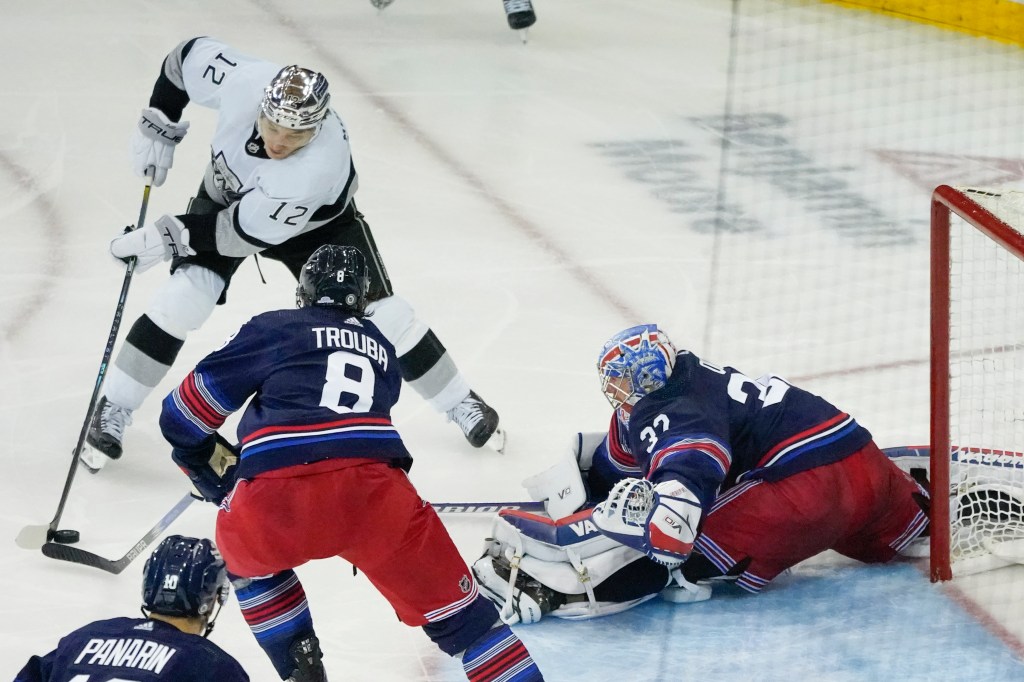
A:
[929,185,1024,581]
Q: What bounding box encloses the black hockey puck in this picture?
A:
[52,529,80,544]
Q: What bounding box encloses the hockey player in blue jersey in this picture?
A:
[16,535,248,681]
[158,245,543,681]
[473,324,930,623]
[84,36,502,472]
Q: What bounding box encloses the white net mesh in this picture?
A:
[946,188,1024,576]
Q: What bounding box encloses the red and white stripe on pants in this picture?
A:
[694,441,929,592]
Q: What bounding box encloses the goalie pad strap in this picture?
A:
[489,511,645,595]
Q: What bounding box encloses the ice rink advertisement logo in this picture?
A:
[591,113,915,248]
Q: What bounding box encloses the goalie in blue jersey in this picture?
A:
[473,324,931,623]
[158,245,543,682]
[17,536,248,681]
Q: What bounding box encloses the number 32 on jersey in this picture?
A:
[640,363,791,454]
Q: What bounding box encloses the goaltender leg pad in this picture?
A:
[479,510,649,622]
[494,509,624,568]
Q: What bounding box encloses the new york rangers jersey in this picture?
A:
[593,351,872,509]
[15,617,248,681]
[153,37,357,257]
[160,306,411,478]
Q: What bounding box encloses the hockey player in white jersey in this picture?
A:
[85,37,502,470]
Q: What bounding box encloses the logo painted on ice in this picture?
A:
[591,113,914,248]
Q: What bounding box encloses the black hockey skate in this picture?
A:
[447,391,504,451]
[287,634,327,682]
[503,0,536,30]
[83,396,133,471]
[473,553,566,624]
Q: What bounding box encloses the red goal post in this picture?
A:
[930,185,1024,581]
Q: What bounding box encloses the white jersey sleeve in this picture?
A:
[173,38,279,111]
[156,37,359,257]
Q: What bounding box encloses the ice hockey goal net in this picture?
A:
[930,185,1024,581]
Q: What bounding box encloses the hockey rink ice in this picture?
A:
[2,0,1024,679]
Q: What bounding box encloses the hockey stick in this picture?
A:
[431,446,930,516]
[16,181,152,550]
[432,501,544,514]
[40,493,195,574]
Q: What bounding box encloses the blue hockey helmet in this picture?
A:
[142,535,229,624]
[296,245,371,314]
[597,324,677,416]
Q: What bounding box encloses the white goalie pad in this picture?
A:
[487,511,639,593]
[480,510,648,622]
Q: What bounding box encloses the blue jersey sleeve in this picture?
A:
[14,652,52,682]
[586,413,643,504]
[160,317,268,453]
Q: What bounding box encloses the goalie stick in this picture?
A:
[430,446,931,516]
[40,493,195,574]
[432,501,544,514]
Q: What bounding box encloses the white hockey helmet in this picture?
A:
[260,65,331,130]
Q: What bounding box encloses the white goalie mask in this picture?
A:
[261,65,331,130]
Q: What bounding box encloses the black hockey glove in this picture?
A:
[172,434,239,505]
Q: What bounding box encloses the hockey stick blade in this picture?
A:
[40,493,195,574]
[432,501,544,514]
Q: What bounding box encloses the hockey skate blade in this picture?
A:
[15,524,50,550]
[79,445,108,474]
[660,582,713,603]
[486,427,507,455]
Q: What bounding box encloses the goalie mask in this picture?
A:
[597,324,677,419]
[296,245,371,315]
[142,535,229,636]
[261,65,331,130]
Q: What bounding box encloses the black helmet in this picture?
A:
[141,536,228,621]
[296,245,370,315]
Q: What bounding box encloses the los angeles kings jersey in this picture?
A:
[15,617,248,682]
[160,306,411,479]
[152,37,357,257]
[595,351,872,510]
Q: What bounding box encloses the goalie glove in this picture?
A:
[172,434,239,505]
[110,215,195,272]
[132,106,189,187]
[591,478,702,567]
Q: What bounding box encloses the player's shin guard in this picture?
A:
[234,571,317,679]
[422,595,543,681]
[462,623,543,681]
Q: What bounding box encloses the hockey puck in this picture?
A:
[52,529,81,544]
